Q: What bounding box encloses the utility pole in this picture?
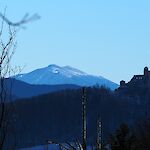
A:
[82,87,87,150]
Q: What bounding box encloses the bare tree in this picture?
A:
[0,9,39,149]
[47,87,87,150]
[96,116,102,150]
[82,87,87,150]
[0,23,16,150]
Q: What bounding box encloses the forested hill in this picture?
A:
[12,87,150,149]
[2,78,81,99]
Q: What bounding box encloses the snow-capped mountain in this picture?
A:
[13,64,118,90]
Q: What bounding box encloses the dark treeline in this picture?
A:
[109,120,150,150]
[7,86,150,149]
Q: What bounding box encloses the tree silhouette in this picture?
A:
[109,124,136,150]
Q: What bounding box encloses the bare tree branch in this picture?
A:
[0,12,40,27]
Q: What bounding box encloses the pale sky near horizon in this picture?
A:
[1,0,150,84]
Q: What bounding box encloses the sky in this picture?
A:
[0,0,150,84]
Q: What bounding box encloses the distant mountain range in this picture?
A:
[12,64,118,90]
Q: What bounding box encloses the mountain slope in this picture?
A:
[13,64,118,90]
[4,78,80,99]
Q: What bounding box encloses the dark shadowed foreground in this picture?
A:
[5,86,149,149]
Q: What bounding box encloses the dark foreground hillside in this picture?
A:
[9,87,150,149]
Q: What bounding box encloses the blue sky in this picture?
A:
[1,0,150,83]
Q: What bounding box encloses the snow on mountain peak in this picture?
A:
[52,69,59,74]
[46,64,87,77]
[62,66,87,76]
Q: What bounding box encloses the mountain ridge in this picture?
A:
[4,78,80,100]
[13,64,118,90]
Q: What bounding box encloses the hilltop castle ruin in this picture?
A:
[117,67,150,93]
